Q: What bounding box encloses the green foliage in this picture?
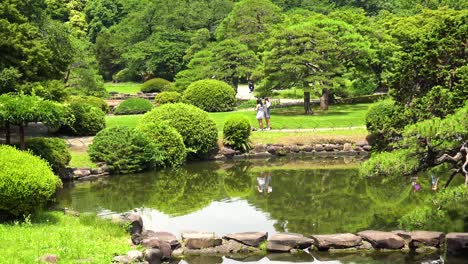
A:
[26,137,71,176]
[137,122,187,167]
[140,103,218,160]
[88,126,162,174]
[154,91,182,105]
[68,95,109,113]
[114,98,153,115]
[237,99,257,109]
[183,79,236,112]
[141,78,172,93]
[223,115,252,153]
[0,145,62,218]
[365,100,407,150]
[399,186,468,231]
[359,149,419,178]
[112,68,138,83]
[64,102,106,136]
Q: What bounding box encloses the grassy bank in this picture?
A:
[70,151,97,168]
[0,212,131,263]
[104,82,141,95]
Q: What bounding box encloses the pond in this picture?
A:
[56,156,466,263]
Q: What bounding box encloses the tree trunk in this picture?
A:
[232,76,239,93]
[304,92,312,114]
[5,121,10,145]
[19,124,25,150]
[320,88,330,110]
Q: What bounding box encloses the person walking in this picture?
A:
[264,97,271,130]
[255,98,264,130]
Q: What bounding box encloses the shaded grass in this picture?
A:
[104,82,141,95]
[0,212,132,263]
[70,151,97,168]
[271,88,305,99]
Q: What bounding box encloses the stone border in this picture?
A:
[103,213,468,263]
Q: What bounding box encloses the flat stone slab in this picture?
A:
[357,230,405,249]
[446,233,468,255]
[409,231,445,248]
[152,231,180,249]
[311,233,362,250]
[141,238,172,259]
[223,232,268,247]
[181,239,261,255]
[267,233,314,252]
[181,231,222,249]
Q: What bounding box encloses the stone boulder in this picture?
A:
[223,232,268,247]
[267,233,314,252]
[290,145,300,153]
[39,254,58,263]
[126,250,143,262]
[221,147,237,158]
[300,145,313,152]
[311,233,362,250]
[252,144,266,153]
[357,230,405,249]
[73,169,91,178]
[446,233,468,255]
[409,231,445,248]
[267,146,278,155]
[324,144,335,151]
[144,248,162,264]
[182,231,222,249]
[141,238,172,259]
[125,213,143,235]
[314,144,324,152]
[343,143,352,151]
[392,230,412,242]
[153,231,180,249]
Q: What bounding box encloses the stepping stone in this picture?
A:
[141,238,172,259]
[181,231,222,249]
[223,232,268,247]
[357,230,405,249]
[267,233,314,252]
[446,233,468,255]
[409,231,445,248]
[311,233,362,250]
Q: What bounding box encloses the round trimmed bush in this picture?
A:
[223,115,252,152]
[68,95,109,113]
[114,98,153,115]
[27,137,71,176]
[141,78,171,93]
[88,126,163,174]
[137,122,187,167]
[140,103,218,160]
[0,145,62,218]
[183,79,236,112]
[154,91,182,105]
[65,103,106,136]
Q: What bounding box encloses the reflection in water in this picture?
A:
[56,156,464,236]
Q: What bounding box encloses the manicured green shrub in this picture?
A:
[223,115,252,152]
[64,103,106,136]
[141,78,171,93]
[112,68,138,83]
[114,98,153,115]
[182,79,236,112]
[140,103,218,160]
[88,126,163,174]
[154,91,182,105]
[137,122,187,167]
[27,137,71,176]
[0,145,62,218]
[68,95,109,113]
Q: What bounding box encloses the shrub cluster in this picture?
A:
[88,126,163,174]
[140,103,218,160]
[154,91,182,105]
[27,137,71,176]
[0,145,62,218]
[223,115,252,153]
[137,122,187,167]
[141,78,171,93]
[64,103,106,136]
[182,79,236,112]
[68,95,109,113]
[114,98,153,115]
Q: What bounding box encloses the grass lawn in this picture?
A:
[0,212,132,263]
[106,103,370,132]
[271,88,305,99]
[249,128,367,145]
[70,151,97,168]
[104,82,141,94]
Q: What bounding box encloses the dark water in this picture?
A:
[56,156,467,263]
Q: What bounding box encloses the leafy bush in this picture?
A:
[114,98,153,115]
[182,79,236,112]
[140,103,218,160]
[237,99,257,109]
[154,91,182,105]
[68,95,109,113]
[64,103,106,136]
[365,100,407,151]
[0,145,62,218]
[141,78,171,93]
[137,122,187,167]
[223,115,252,152]
[27,137,71,176]
[88,126,162,174]
[112,68,139,83]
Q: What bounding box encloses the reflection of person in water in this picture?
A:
[411,176,420,192]
[257,171,272,193]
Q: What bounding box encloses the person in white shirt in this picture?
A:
[264,97,271,130]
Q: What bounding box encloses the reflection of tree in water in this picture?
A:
[222,161,253,198]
